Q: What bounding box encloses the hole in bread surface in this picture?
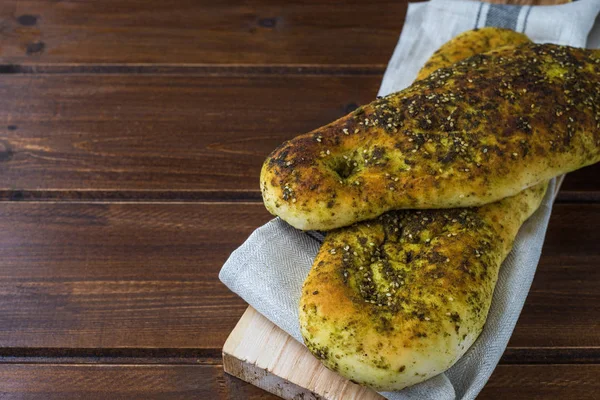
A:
[330,154,360,180]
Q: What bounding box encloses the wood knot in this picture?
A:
[258,18,277,28]
[0,140,14,162]
[17,15,38,26]
[26,41,45,55]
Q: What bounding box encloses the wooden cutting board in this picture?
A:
[223,306,383,400]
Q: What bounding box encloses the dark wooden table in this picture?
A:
[0,0,597,398]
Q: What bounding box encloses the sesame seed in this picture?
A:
[292,198,297,203]
[343,128,349,135]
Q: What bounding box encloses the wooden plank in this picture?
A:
[0,0,408,66]
[0,363,596,400]
[223,307,382,400]
[0,363,277,400]
[0,74,378,195]
[0,0,571,67]
[509,205,600,348]
[0,202,596,353]
[481,365,600,400]
[0,74,597,197]
[0,202,271,349]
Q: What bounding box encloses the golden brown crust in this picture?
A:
[298,28,551,391]
[417,28,531,80]
[261,42,600,231]
[299,183,547,390]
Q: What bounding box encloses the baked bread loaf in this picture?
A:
[299,183,547,390]
[416,28,530,80]
[299,28,549,391]
[261,42,600,230]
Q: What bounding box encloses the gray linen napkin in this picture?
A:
[221,1,600,399]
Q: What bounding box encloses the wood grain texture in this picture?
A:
[0,363,596,400]
[486,0,570,4]
[0,364,276,400]
[0,202,271,349]
[0,74,378,194]
[0,202,596,353]
[0,74,597,198]
[0,0,408,66]
[223,307,382,400]
[0,0,571,67]
[481,365,600,399]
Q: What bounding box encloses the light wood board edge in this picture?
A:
[223,306,383,400]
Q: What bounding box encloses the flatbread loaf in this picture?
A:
[299,182,546,390]
[299,28,549,390]
[261,41,600,230]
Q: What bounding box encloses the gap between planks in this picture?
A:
[0,64,386,76]
[0,346,597,366]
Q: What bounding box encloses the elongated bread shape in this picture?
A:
[300,28,548,391]
[299,182,547,390]
[261,43,600,230]
[416,28,530,80]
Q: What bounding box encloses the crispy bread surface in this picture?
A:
[299,28,550,390]
[262,41,600,230]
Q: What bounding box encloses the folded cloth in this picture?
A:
[220,1,600,399]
